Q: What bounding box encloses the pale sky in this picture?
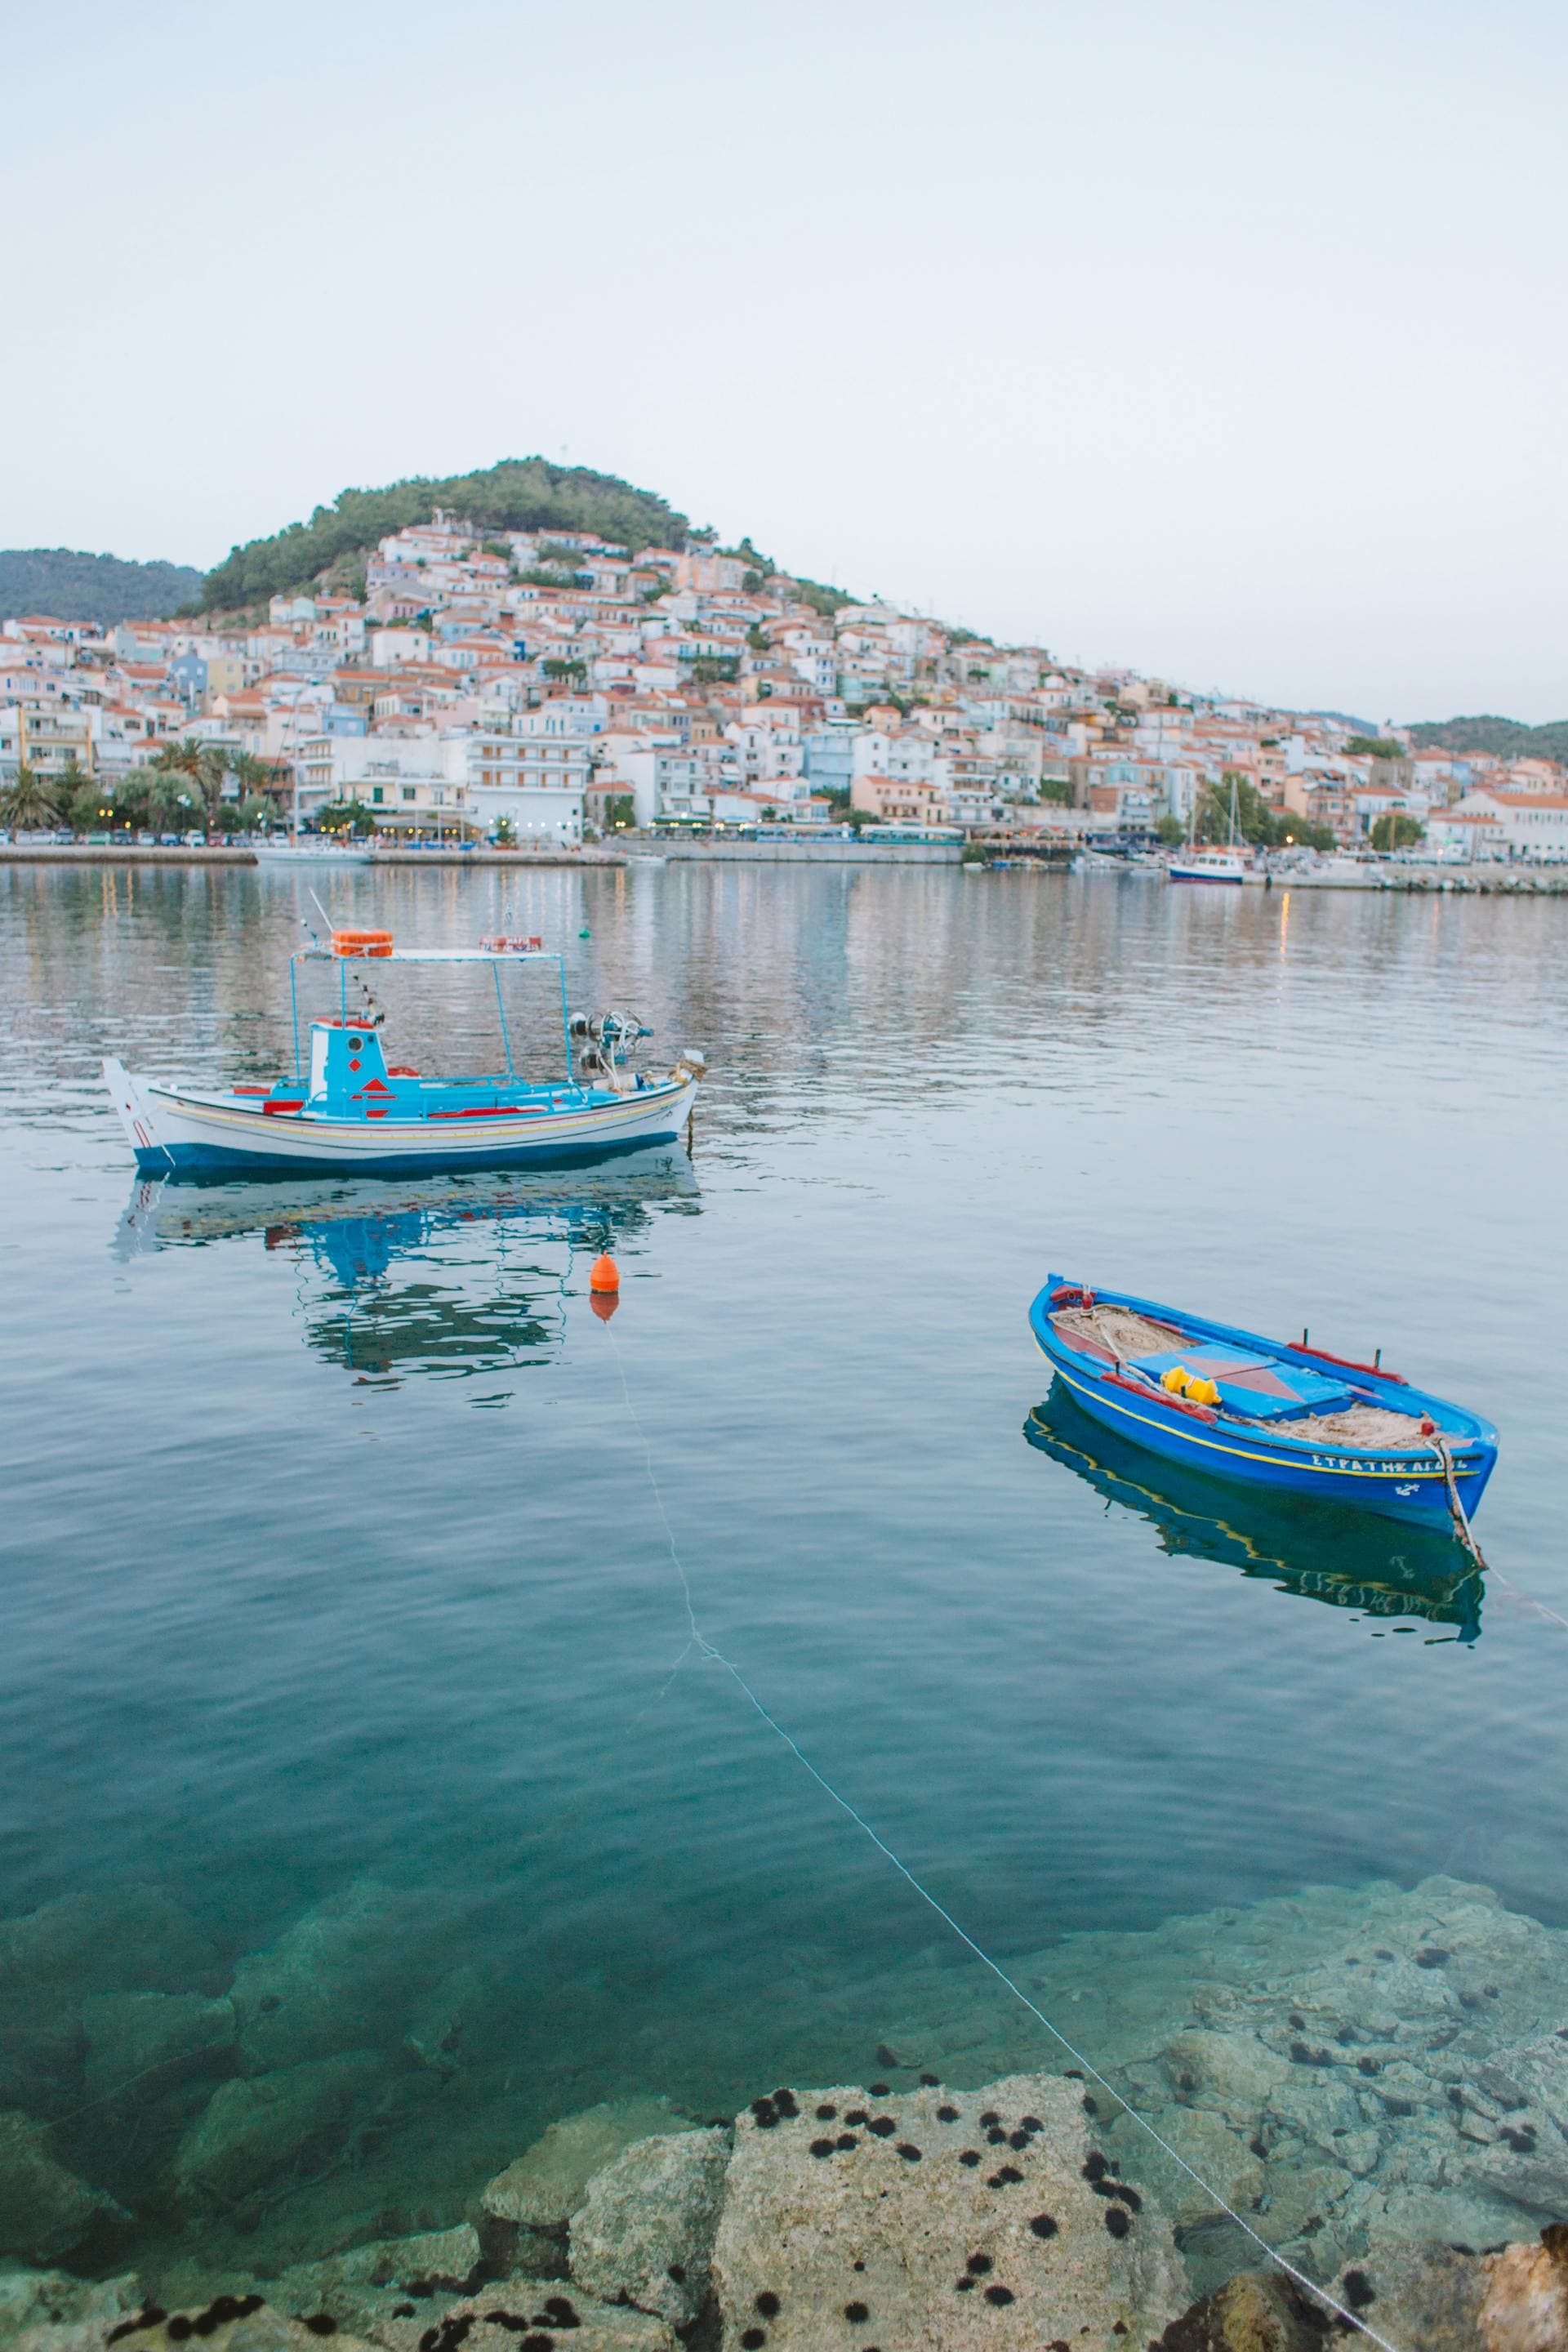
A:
[4,0,1565,722]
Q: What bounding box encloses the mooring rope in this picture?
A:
[1430,1430,1489,1573]
[600,1313,1408,2352]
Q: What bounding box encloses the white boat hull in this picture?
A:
[105,1059,697,1174]
[1168,858,1248,884]
[252,844,373,866]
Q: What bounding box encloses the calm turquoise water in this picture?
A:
[2,861,1566,2278]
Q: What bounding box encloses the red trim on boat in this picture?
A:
[261,1099,305,1115]
[427,1107,542,1119]
[1286,1341,1407,1386]
[1097,1365,1218,1423]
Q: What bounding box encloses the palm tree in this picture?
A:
[1,764,64,830]
[151,738,224,815]
[154,737,211,779]
[228,751,283,795]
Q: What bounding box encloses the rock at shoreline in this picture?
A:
[0,2114,124,2264]
[1480,2222,1568,2351]
[173,2053,387,2210]
[482,2101,702,2233]
[331,2289,675,2352]
[0,2266,141,2352]
[711,2073,1188,2350]
[258,2225,486,2336]
[1159,2241,1499,2349]
[6,2306,380,2352]
[230,1883,439,2075]
[570,2127,729,2327]
[82,1995,236,2105]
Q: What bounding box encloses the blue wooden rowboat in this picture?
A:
[1028,1275,1498,1532]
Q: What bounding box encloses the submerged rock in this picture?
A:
[82,1994,236,2105]
[402,1971,495,2082]
[173,2053,388,2210]
[0,2114,124,2264]
[710,2072,1188,2349]
[0,1891,216,2111]
[0,1890,215,2016]
[570,2126,729,2328]
[229,1883,439,2076]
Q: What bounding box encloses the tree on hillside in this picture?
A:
[1345,735,1405,760]
[0,550,201,628]
[201,458,690,610]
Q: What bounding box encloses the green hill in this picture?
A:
[0,549,202,627]
[1407,713,1568,762]
[201,457,691,611]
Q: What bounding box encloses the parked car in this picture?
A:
[52,829,74,844]
[0,828,11,844]
[184,830,207,848]
[137,831,156,845]
[159,833,182,846]
[268,831,292,847]
[87,832,112,845]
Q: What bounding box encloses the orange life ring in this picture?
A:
[331,928,394,958]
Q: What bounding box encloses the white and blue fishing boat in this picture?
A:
[1029,1276,1497,1532]
[105,928,706,1176]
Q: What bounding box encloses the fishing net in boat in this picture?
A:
[1054,1304,1440,1448]
[1053,1305,1191,1359]
[1259,1402,1435,1447]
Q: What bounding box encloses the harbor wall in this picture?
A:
[625,839,962,864]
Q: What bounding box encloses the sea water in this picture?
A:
[2,860,1566,2288]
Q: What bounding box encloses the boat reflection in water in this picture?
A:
[1026,1384,1483,1642]
[114,1144,697,1388]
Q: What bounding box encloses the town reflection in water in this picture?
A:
[1025,1385,1484,1642]
[114,1145,699,1387]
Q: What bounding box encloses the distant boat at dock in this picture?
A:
[1167,846,1250,884]
[252,838,373,866]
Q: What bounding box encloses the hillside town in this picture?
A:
[2,513,1566,862]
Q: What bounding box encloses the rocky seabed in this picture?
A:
[3,1874,1568,2350]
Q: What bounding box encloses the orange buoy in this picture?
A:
[331,928,394,958]
[589,1253,620,1294]
[590,1288,620,1323]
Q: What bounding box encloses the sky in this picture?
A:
[3,0,1566,722]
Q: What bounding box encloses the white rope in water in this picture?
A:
[600,1316,1408,2352]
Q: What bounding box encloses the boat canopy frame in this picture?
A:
[287,946,573,1091]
